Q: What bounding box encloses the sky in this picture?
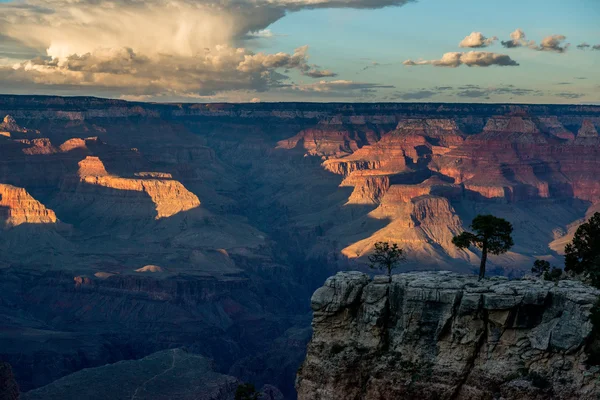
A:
[0,0,598,103]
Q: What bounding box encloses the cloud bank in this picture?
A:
[0,0,413,98]
[403,51,519,68]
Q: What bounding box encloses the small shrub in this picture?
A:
[544,267,563,283]
[532,259,550,276]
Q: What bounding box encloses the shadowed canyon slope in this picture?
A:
[0,96,599,397]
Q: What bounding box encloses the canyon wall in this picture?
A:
[297,272,600,400]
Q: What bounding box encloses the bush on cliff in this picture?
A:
[532,260,563,283]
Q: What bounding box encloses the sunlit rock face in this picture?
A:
[0,184,57,228]
[297,271,600,400]
[67,155,201,220]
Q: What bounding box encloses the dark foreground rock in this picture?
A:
[0,362,19,400]
[297,271,600,400]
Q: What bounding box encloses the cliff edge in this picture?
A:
[297,271,600,400]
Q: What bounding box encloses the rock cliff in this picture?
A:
[0,184,57,227]
[297,271,600,400]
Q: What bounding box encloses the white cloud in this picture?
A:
[3,45,336,96]
[0,0,415,98]
[459,32,498,48]
[501,29,569,53]
[403,51,519,68]
[501,28,536,49]
[538,35,569,53]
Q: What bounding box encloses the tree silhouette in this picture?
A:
[368,241,406,280]
[532,259,551,276]
[565,212,600,288]
[452,214,514,280]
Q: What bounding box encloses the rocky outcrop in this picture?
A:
[0,362,19,400]
[0,115,33,136]
[297,271,600,400]
[0,184,57,228]
[575,120,600,146]
[578,120,599,139]
[77,156,109,176]
[340,195,468,268]
[276,126,379,158]
[62,156,201,220]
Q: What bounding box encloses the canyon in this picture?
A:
[0,96,599,398]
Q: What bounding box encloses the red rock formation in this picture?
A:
[0,115,38,137]
[19,138,58,155]
[77,156,109,177]
[276,125,381,158]
[0,184,57,228]
[342,173,390,205]
[341,195,470,268]
[578,119,599,138]
[64,156,201,219]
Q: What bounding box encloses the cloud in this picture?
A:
[393,90,436,100]
[3,45,334,97]
[384,84,591,102]
[454,85,544,99]
[501,29,535,48]
[501,29,570,53]
[359,61,380,72]
[459,32,498,48]
[555,92,583,99]
[577,43,591,50]
[0,0,415,98]
[403,51,519,68]
[288,80,394,97]
[537,35,569,53]
[304,69,338,78]
[245,29,276,39]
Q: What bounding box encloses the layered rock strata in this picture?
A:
[297,271,600,400]
[0,184,57,228]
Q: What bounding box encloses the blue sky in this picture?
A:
[0,0,598,102]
